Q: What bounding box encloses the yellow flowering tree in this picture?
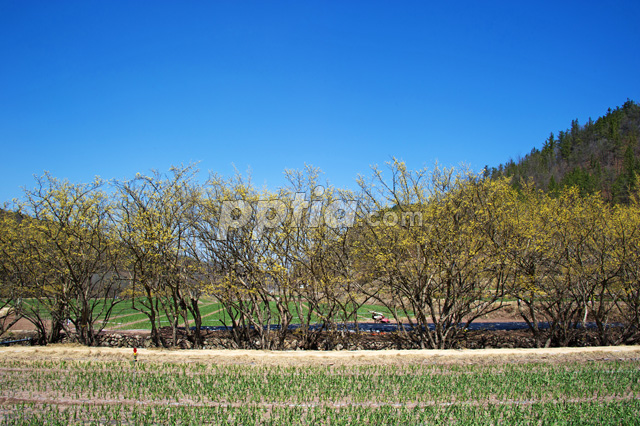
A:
[114,164,202,348]
[354,160,510,349]
[9,173,123,345]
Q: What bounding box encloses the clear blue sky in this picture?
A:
[1,1,639,202]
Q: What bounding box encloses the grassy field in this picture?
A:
[1,346,639,424]
[8,298,414,331]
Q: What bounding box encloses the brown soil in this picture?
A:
[2,394,638,409]
[4,316,41,332]
[2,344,639,367]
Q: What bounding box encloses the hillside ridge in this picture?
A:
[488,99,640,203]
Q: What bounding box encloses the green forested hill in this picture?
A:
[488,99,640,203]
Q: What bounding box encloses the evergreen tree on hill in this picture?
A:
[489,99,640,203]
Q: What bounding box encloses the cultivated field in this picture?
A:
[4,298,519,334]
[1,346,639,424]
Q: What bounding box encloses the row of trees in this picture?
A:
[1,162,639,349]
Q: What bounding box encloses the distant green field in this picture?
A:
[7,298,406,330]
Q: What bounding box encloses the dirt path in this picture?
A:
[2,345,639,366]
[108,316,156,330]
[178,306,224,328]
[2,394,638,409]
[107,305,224,330]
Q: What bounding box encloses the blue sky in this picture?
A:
[1,1,639,202]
